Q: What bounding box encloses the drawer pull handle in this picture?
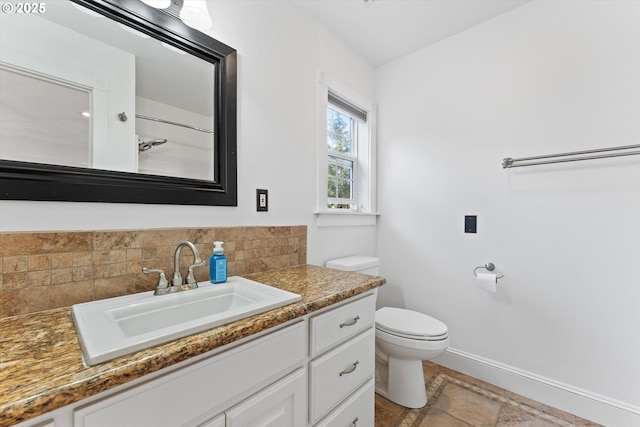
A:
[339,360,359,376]
[351,417,359,426]
[340,316,360,328]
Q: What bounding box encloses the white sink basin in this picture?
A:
[72,276,301,366]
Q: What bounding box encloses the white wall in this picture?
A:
[376,1,640,424]
[0,1,377,266]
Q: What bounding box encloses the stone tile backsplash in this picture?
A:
[0,225,306,318]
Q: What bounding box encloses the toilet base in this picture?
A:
[375,355,427,408]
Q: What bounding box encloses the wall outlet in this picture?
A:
[256,189,268,212]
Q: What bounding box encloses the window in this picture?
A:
[327,102,358,209]
[316,75,377,226]
[325,91,371,211]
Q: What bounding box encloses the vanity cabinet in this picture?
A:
[13,290,379,427]
[308,293,376,426]
[72,322,305,427]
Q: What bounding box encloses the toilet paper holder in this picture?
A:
[473,262,504,280]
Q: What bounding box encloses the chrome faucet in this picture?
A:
[172,241,206,288]
[142,241,206,295]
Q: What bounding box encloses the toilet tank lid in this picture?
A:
[326,255,379,271]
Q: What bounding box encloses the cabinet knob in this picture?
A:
[351,417,359,426]
[340,316,360,328]
[339,360,359,376]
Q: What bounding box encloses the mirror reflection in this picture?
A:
[0,0,215,181]
[1,66,91,168]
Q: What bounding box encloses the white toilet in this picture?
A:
[326,256,450,409]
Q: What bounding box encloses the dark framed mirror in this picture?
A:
[0,0,237,206]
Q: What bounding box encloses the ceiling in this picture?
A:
[294,0,531,67]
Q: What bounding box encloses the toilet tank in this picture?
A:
[326,255,379,275]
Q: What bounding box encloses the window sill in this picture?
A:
[313,210,379,227]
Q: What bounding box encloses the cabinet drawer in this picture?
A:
[314,379,374,427]
[309,293,375,357]
[74,322,305,427]
[309,328,375,424]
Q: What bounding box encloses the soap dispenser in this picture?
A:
[210,241,227,284]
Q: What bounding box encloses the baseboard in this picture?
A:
[435,347,640,427]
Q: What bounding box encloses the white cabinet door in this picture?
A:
[73,323,304,427]
[225,369,306,427]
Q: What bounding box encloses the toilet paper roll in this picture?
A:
[476,272,497,292]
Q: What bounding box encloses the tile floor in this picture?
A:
[375,361,602,427]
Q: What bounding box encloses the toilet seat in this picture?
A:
[376,307,448,341]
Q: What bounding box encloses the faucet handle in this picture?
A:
[185,260,207,288]
[142,268,170,295]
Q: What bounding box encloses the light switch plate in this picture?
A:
[257,189,268,212]
[465,215,477,233]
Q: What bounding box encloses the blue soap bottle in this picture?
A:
[210,241,227,284]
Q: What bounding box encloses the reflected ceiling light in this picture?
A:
[80,111,91,118]
[118,23,151,38]
[71,3,104,17]
[180,0,213,31]
[140,0,171,8]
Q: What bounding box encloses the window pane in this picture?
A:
[328,155,353,202]
[337,178,351,199]
[328,156,353,178]
[327,107,352,154]
[327,178,335,197]
[336,164,351,179]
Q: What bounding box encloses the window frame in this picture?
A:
[315,72,378,226]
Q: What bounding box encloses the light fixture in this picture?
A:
[180,0,212,31]
[140,0,171,8]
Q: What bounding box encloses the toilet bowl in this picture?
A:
[375,307,449,408]
[326,256,450,409]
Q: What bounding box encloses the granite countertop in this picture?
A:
[0,265,385,426]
